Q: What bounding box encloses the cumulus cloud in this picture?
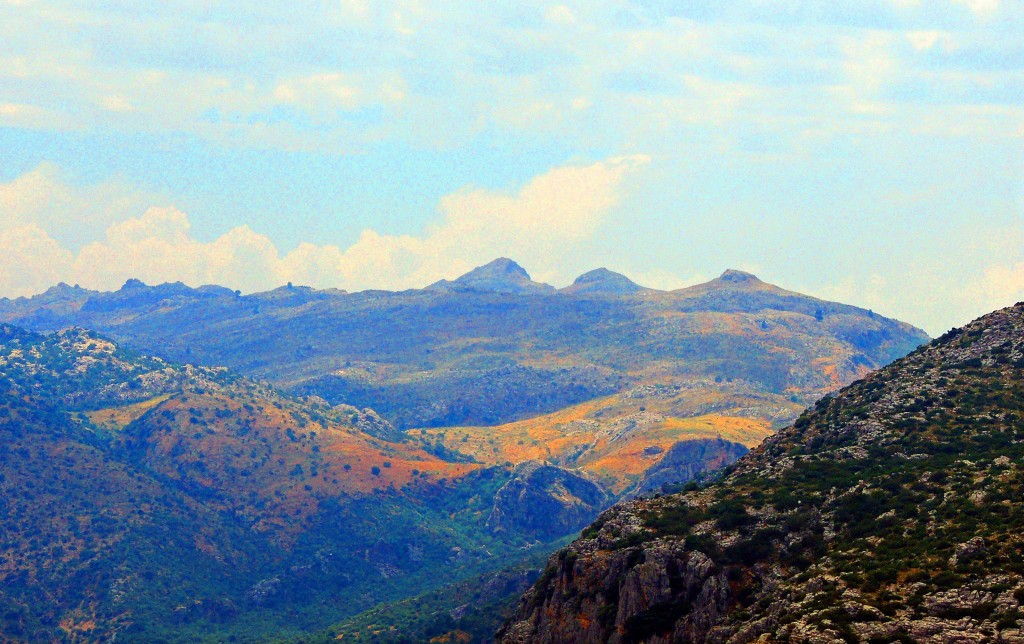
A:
[0,225,74,298]
[332,154,650,288]
[0,163,157,247]
[0,156,648,297]
[70,208,280,293]
[975,262,1024,310]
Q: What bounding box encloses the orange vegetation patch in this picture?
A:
[579,415,772,493]
[134,391,483,543]
[85,395,171,430]
[58,616,97,636]
[414,390,774,495]
[409,395,617,465]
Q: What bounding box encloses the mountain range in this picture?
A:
[0,259,932,641]
[0,259,927,432]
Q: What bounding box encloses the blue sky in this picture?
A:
[0,0,1021,335]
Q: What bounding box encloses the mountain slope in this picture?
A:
[498,303,1024,643]
[0,325,576,641]
[409,389,777,495]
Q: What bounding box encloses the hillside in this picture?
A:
[0,260,928,431]
[409,387,778,495]
[0,325,572,641]
[498,304,1024,642]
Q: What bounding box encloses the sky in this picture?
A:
[0,0,1022,335]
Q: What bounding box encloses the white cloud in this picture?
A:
[816,225,1024,338]
[544,5,577,25]
[0,163,157,247]
[333,154,650,289]
[271,72,407,114]
[0,156,649,296]
[952,0,1000,18]
[70,207,279,292]
[272,75,356,107]
[906,31,939,51]
[975,261,1024,311]
[100,94,135,113]
[840,31,899,97]
[1,0,1018,156]
[0,102,66,129]
[0,225,74,298]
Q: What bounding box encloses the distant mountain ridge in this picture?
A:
[0,258,929,433]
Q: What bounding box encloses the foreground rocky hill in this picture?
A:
[498,303,1024,643]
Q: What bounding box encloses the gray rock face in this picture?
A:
[486,460,608,540]
[495,501,737,644]
[635,438,749,494]
[332,404,402,442]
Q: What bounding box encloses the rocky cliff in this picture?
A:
[499,303,1024,643]
[487,460,609,540]
[633,438,749,495]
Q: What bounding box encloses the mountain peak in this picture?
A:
[561,268,645,295]
[674,269,775,297]
[40,282,93,298]
[427,258,554,294]
[717,269,762,285]
[470,257,532,281]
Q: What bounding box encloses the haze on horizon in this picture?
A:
[0,0,1021,336]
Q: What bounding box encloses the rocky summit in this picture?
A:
[498,303,1024,643]
[427,257,556,294]
[561,268,648,295]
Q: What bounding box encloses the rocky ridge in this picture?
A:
[499,303,1024,643]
